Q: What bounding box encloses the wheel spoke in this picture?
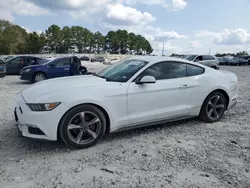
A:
[76,129,84,143]
[208,101,215,108]
[68,124,82,130]
[84,117,100,127]
[214,96,220,105]
[216,104,225,109]
[85,128,97,139]
[213,110,219,119]
[208,109,214,117]
[79,112,86,124]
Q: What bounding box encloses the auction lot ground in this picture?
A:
[0,65,250,188]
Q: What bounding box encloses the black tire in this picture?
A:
[59,104,106,149]
[211,66,216,70]
[0,73,6,78]
[199,92,227,123]
[79,66,87,75]
[33,72,46,83]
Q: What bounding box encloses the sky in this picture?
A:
[1,0,250,55]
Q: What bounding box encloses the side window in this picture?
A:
[194,56,203,62]
[10,57,24,64]
[202,55,214,61]
[140,61,187,80]
[53,58,70,67]
[209,55,215,60]
[26,57,37,65]
[187,64,205,77]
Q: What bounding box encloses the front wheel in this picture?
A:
[33,72,46,83]
[199,92,227,123]
[59,105,106,149]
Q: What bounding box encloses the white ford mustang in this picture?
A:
[15,56,238,149]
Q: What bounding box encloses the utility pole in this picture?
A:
[162,42,165,56]
[209,48,211,55]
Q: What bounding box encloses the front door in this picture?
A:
[127,61,194,125]
[6,57,24,74]
[47,58,71,78]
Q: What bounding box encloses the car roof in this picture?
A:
[126,55,209,68]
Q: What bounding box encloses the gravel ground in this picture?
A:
[0,65,250,188]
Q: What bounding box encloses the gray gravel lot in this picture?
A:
[0,65,250,188]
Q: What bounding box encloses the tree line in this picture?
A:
[0,20,153,55]
[170,51,249,58]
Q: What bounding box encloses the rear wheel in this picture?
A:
[211,66,217,70]
[199,92,227,123]
[33,72,46,83]
[59,104,106,149]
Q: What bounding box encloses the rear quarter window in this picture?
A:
[187,64,205,77]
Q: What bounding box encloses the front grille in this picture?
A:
[28,127,45,135]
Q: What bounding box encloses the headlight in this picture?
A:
[22,68,31,73]
[27,102,61,111]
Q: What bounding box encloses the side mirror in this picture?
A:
[136,76,156,84]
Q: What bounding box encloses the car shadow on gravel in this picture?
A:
[1,118,200,154]
[103,118,200,142]
[11,81,32,85]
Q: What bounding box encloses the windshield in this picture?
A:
[97,59,148,82]
[38,59,50,64]
[43,59,55,65]
[185,55,197,61]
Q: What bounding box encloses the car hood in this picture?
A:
[21,75,108,102]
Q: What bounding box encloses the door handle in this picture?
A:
[179,84,189,88]
[64,68,69,71]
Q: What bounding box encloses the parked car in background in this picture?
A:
[79,56,90,61]
[228,57,248,66]
[238,55,250,65]
[20,56,87,83]
[15,56,238,149]
[1,55,15,62]
[218,57,229,65]
[5,55,49,75]
[91,56,105,63]
[105,58,120,65]
[0,59,6,78]
[185,54,219,69]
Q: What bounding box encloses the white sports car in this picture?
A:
[14,56,238,149]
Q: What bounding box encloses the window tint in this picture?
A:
[202,55,214,60]
[10,57,23,64]
[140,62,187,80]
[53,58,70,67]
[187,64,204,76]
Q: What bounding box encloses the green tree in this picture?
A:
[93,31,105,54]
[45,25,62,53]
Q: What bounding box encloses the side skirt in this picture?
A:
[112,115,196,133]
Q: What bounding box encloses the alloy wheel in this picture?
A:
[67,111,101,145]
[206,95,225,120]
[34,73,46,83]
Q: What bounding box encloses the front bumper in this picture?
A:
[15,93,69,141]
[20,72,33,81]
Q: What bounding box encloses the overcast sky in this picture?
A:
[1,0,250,55]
